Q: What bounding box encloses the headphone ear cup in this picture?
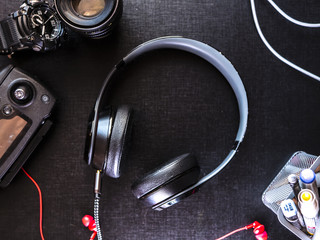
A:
[104,105,132,178]
[90,108,113,170]
[131,153,200,208]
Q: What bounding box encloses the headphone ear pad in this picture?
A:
[104,105,132,178]
[89,108,113,170]
[131,153,200,208]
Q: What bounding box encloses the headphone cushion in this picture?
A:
[105,105,132,178]
[131,153,200,202]
[90,108,113,170]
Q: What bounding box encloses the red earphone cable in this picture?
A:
[22,168,45,240]
[215,226,248,240]
[90,231,97,240]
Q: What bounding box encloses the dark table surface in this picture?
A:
[0,0,320,239]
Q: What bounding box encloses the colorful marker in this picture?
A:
[298,189,319,235]
[280,199,304,230]
[300,169,319,200]
[288,174,301,200]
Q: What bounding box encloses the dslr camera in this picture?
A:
[0,65,55,187]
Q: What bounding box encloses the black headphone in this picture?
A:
[84,37,248,211]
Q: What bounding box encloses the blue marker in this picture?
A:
[300,169,319,200]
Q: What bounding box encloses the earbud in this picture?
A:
[216,221,268,240]
[253,224,265,234]
[255,231,268,240]
[82,215,97,240]
[245,221,268,240]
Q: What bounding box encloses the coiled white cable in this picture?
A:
[268,0,320,28]
[250,0,320,82]
[94,197,102,240]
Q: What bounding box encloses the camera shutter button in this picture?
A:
[14,86,29,100]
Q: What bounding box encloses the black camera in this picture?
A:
[0,65,55,187]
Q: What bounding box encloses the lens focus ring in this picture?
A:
[54,0,122,39]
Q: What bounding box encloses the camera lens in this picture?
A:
[72,0,105,17]
[55,0,122,39]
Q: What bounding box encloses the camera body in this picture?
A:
[0,65,55,187]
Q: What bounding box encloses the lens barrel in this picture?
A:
[54,0,122,39]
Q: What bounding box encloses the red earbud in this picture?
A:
[255,231,268,240]
[82,215,97,240]
[253,224,265,234]
[245,221,268,240]
[216,221,268,240]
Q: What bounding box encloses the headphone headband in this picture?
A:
[87,37,248,209]
[124,37,248,141]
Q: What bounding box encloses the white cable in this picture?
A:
[94,197,102,240]
[268,0,320,28]
[250,0,320,82]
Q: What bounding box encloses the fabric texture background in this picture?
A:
[0,0,320,239]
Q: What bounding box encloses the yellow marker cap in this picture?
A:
[302,192,311,201]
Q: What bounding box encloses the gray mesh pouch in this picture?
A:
[262,151,320,240]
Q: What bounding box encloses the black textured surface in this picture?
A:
[0,0,320,239]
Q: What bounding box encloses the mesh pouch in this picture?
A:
[262,151,320,240]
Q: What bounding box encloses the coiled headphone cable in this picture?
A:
[94,170,103,240]
[94,197,102,240]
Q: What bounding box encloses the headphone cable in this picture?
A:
[21,168,45,240]
[94,197,102,240]
[267,0,320,28]
[94,170,103,240]
[215,226,248,240]
[250,0,320,82]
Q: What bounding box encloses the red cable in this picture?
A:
[22,168,45,240]
[215,226,248,240]
[90,231,97,240]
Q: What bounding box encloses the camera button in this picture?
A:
[2,105,13,116]
[14,86,29,100]
[41,94,50,104]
